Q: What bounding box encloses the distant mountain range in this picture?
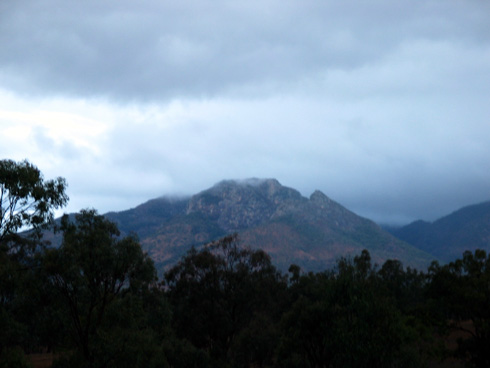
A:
[105,178,434,273]
[390,201,490,263]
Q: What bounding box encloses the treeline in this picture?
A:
[1,159,490,368]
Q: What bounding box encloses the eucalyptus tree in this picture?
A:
[0,159,67,366]
[43,209,163,368]
[0,158,67,246]
[165,234,287,367]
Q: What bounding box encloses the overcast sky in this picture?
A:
[1,0,489,225]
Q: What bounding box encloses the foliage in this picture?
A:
[428,249,490,367]
[277,251,430,368]
[165,233,287,367]
[43,209,160,368]
[0,346,32,368]
[1,159,488,368]
[0,159,68,367]
[0,159,68,244]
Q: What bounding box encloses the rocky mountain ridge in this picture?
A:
[185,179,304,231]
[105,178,433,273]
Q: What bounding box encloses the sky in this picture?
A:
[1,0,490,225]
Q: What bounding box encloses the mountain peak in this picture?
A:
[211,178,281,192]
[394,200,490,262]
[106,178,434,272]
[309,190,333,206]
[203,178,302,202]
[186,178,303,232]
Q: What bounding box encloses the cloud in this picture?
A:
[0,0,489,225]
[1,0,488,102]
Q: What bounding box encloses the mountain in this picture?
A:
[105,178,434,273]
[391,201,490,262]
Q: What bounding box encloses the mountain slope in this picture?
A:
[392,201,490,262]
[106,179,434,272]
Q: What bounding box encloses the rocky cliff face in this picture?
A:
[107,178,434,273]
[186,179,305,232]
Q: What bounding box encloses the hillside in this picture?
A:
[392,201,490,262]
[106,178,433,272]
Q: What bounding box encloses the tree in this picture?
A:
[277,250,426,368]
[0,159,68,245]
[43,209,160,368]
[0,159,68,366]
[164,234,287,367]
[378,259,427,315]
[428,249,490,367]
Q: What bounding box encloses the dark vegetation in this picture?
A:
[1,159,490,368]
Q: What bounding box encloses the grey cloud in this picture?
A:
[1,0,489,102]
[31,126,84,160]
[78,93,490,224]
